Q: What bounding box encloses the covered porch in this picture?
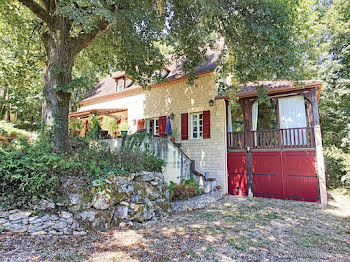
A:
[68,108,128,138]
[224,81,327,204]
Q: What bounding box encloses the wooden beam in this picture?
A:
[239,98,256,197]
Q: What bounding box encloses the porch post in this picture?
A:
[239,98,255,197]
[311,88,327,206]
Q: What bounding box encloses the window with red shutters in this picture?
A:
[181,113,189,140]
[158,116,167,137]
[137,119,145,130]
[203,110,211,139]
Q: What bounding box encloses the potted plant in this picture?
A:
[101,116,118,137]
[169,133,176,142]
[118,121,129,136]
[68,118,84,136]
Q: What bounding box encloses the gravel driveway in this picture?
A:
[1,191,349,262]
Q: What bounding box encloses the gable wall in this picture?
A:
[79,73,228,192]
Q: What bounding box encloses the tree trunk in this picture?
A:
[42,20,76,153]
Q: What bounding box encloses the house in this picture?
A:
[70,43,327,205]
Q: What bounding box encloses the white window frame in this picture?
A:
[147,118,159,136]
[190,112,203,139]
[116,78,125,93]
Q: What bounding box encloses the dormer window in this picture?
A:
[151,68,170,82]
[116,77,126,93]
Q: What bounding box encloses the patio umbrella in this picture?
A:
[165,116,173,136]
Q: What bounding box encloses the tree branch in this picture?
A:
[73,20,113,54]
[18,0,50,23]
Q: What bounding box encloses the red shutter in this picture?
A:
[203,110,210,139]
[117,119,121,125]
[159,116,167,137]
[181,113,189,140]
[137,119,145,130]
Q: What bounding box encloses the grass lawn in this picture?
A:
[0,120,36,141]
[0,190,349,262]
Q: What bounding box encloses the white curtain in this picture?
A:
[278,96,307,145]
[227,103,233,146]
[252,101,259,146]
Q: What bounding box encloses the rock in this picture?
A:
[115,205,128,219]
[73,231,87,236]
[29,216,39,222]
[12,224,27,233]
[119,222,127,228]
[135,171,154,182]
[66,217,74,225]
[130,194,141,203]
[0,218,7,224]
[76,210,113,231]
[92,193,110,210]
[60,211,73,219]
[69,193,82,205]
[22,217,29,225]
[71,221,80,230]
[63,227,71,234]
[120,201,129,206]
[8,211,32,221]
[41,214,51,222]
[54,221,67,230]
[29,218,42,224]
[0,211,9,218]
[164,190,170,200]
[50,215,59,221]
[37,199,55,210]
[150,180,159,186]
[31,231,47,235]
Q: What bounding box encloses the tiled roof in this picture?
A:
[216,80,323,99]
[79,39,224,104]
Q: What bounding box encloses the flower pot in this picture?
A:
[121,131,128,136]
[170,137,175,142]
[216,186,222,190]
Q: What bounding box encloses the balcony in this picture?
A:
[227,127,315,150]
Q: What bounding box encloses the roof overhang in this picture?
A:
[216,81,322,101]
[69,108,127,119]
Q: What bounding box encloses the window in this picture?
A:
[191,112,203,139]
[116,78,125,93]
[147,118,159,135]
[257,99,278,130]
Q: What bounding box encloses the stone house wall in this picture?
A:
[79,73,228,192]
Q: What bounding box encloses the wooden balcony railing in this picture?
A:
[227,127,315,150]
[227,131,245,150]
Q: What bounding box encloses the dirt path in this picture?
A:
[1,192,349,262]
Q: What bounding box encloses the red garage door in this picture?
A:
[282,151,319,202]
[228,150,319,202]
[227,152,247,196]
[252,152,283,199]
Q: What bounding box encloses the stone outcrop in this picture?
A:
[0,171,171,235]
[172,190,224,212]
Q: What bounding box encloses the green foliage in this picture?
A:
[0,120,34,140]
[169,178,204,201]
[0,132,165,208]
[0,138,60,207]
[121,132,152,150]
[68,118,84,131]
[85,115,100,140]
[324,146,350,189]
[101,116,118,134]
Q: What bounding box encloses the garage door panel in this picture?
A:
[227,153,247,195]
[282,151,319,202]
[252,152,283,199]
[228,174,248,196]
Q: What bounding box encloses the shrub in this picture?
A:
[324,146,350,189]
[169,178,204,201]
[0,132,165,208]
